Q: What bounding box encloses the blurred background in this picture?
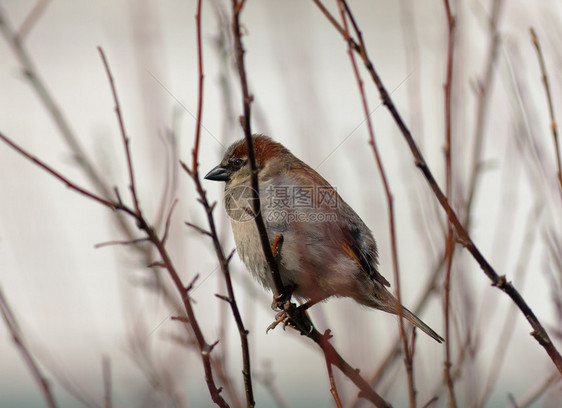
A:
[1,0,562,407]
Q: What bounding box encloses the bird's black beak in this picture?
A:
[204,165,231,181]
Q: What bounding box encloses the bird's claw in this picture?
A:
[270,296,285,311]
[266,302,314,335]
[266,309,295,333]
[270,284,296,311]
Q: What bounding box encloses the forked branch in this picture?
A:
[0,45,230,406]
[184,1,254,406]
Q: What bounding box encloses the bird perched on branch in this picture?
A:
[205,135,443,343]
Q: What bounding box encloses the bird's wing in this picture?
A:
[288,160,391,288]
[340,226,390,287]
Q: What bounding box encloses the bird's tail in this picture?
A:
[363,293,444,343]
[398,305,444,343]
[359,288,444,343]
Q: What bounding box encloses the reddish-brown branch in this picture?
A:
[191,0,205,177]
[337,1,415,406]
[0,117,229,408]
[92,48,221,403]
[0,133,116,209]
[312,0,562,377]
[321,331,343,408]
[181,161,255,407]
[0,286,58,408]
[230,0,287,304]
[312,329,391,408]
[0,8,111,201]
[442,1,458,406]
[94,237,151,249]
[161,199,179,245]
[422,397,439,408]
[530,28,562,194]
[185,1,254,406]
[98,47,141,215]
[96,53,207,365]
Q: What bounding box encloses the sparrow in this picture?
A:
[205,135,443,343]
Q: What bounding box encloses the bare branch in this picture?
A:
[162,199,179,245]
[230,0,287,306]
[530,27,562,194]
[17,0,52,40]
[441,0,458,406]
[185,221,213,237]
[0,132,116,209]
[94,238,151,249]
[98,47,142,215]
[0,8,111,199]
[182,1,254,406]
[0,285,58,408]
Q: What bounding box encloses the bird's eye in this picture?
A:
[231,157,244,167]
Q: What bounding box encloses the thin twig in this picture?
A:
[314,329,391,407]
[530,27,562,194]
[184,1,253,406]
[324,330,343,408]
[17,0,52,40]
[0,133,116,209]
[0,8,111,201]
[421,397,439,408]
[0,285,58,408]
[97,50,203,405]
[230,0,286,304]
[338,1,415,406]
[185,222,213,237]
[98,47,142,215]
[441,1,458,406]
[94,237,151,249]
[162,199,179,245]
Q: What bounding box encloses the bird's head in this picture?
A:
[204,135,289,186]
